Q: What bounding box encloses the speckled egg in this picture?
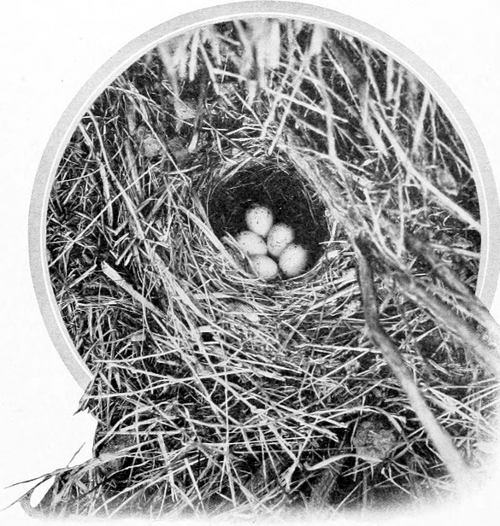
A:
[245,204,274,238]
[279,244,308,278]
[236,230,268,256]
[250,255,279,280]
[267,223,295,258]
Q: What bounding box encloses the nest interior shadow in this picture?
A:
[206,161,330,270]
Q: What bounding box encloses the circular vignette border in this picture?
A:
[29,1,500,389]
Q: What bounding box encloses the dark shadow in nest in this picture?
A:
[205,162,331,272]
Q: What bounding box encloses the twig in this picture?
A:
[393,272,500,377]
[354,236,472,489]
[370,104,481,232]
[405,233,500,350]
[101,261,166,321]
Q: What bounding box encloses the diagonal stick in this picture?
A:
[354,236,472,489]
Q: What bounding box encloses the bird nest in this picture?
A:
[25,17,499,521]
[202,156,332,274]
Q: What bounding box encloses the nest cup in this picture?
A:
[204,159,331,275]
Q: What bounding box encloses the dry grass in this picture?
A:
[18,18,499,520]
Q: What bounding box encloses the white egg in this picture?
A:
[267,223,295,258]
[236,230,267,256]
[279,244,309,277]
[245,204,274,238]
[250,255,279,280]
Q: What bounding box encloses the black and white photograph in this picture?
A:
[1,1,500,525]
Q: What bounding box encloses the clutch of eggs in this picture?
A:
[279,243,308,277]
[245,204,274,238]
